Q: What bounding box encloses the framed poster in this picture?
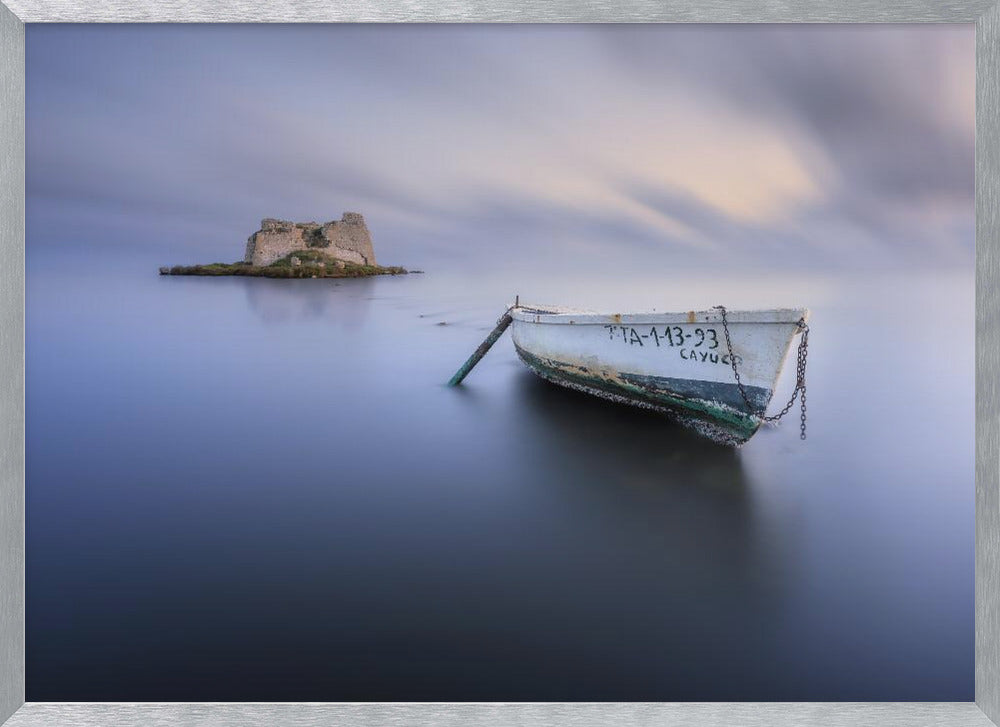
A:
[1,4,998,727]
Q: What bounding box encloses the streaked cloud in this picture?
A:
[26,24,973,272]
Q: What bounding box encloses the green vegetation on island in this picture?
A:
[160,214,413,278]
[160,250,408,278]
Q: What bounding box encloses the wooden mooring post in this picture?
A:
[447,308,515,386]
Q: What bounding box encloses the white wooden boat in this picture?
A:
[508,304,810,445]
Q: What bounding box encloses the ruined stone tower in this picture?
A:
[244,212,377,267]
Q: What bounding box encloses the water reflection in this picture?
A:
[243,277,376,324]
[507,371,770,597]
[26,262,975,701]
[514,369,748,488]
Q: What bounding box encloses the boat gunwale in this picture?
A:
[510,305,810,326]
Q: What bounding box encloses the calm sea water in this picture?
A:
[26,251,974,701]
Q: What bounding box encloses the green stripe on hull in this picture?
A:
[514,345,764,445]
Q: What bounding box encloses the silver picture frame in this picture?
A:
[1,3,997,725]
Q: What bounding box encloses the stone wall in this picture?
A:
[244,213,377,267]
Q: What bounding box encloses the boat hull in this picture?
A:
[510,306,807,445]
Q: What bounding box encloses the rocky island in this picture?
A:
[160,213,408,278]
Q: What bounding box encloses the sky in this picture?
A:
[26,24,975,274]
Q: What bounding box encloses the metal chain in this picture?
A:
[715,305,809,440]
